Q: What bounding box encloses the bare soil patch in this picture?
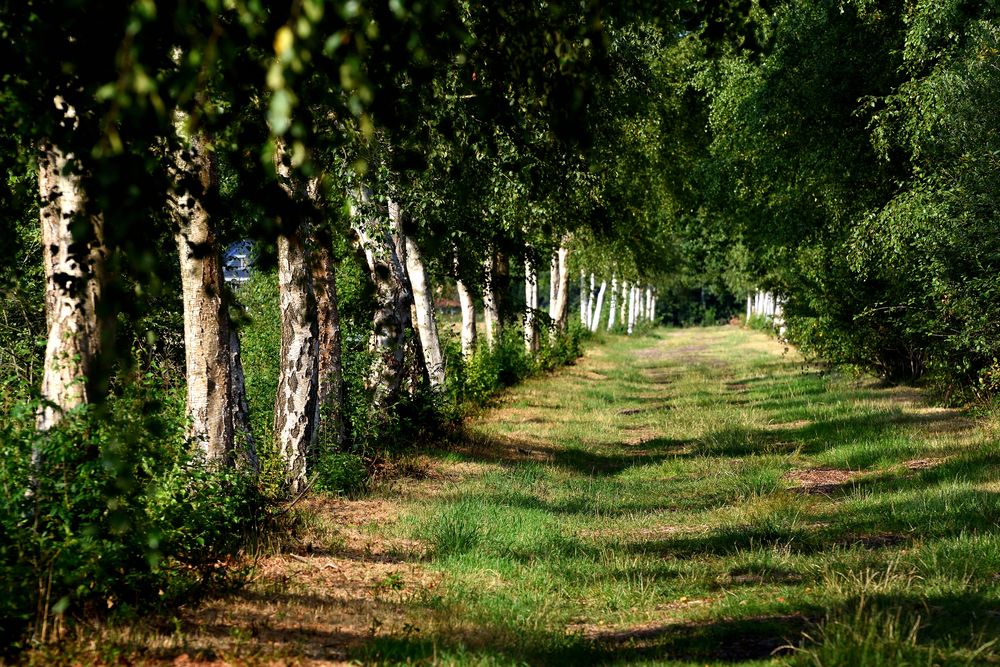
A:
[903,457,947,471]
[764,419,811,431]
[784,467,864,495]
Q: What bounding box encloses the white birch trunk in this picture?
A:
[272,141,322,494]
[457,279,477,357]
[313,237,345,451]
[607,274,617,331]
[579,270,588,327]
[620,281,629,327]
[274,229,318,495]
[524,255,539,353]
[229,328,258,470]
[548,251,559,320]
[553,243,571,331]
[591,280,607,333]
[403,231,445,389]
[351,191,412,415]
[626,286,636,335]
[483,252,500,347]
[585,272,597,329]
[169,127,241,462]
[37,134,105,430]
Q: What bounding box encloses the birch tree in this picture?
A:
[524,254,539,353]
[168,115,256,463]
[352,190,413,412]
[548,251,560,320]
[312,220,346,451]
[456,278,477,357]
[590,279,607,333]
[483,251,501,347]
[607,274,618,331]
[553,242,571,331]
[273,142,320,494]
[37,98,106,431]
[401,217,445,389]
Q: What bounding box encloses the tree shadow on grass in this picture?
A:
[694,408,976,462]
[355,613,814,665]
[447,429,692,477]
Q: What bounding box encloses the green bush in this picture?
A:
[447,324,587,407]
[314,452,368,497]
[451,328,531,405]
[0,376,262,652]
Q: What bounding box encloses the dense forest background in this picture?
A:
[2,0,999,655]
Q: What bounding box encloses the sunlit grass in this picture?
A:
[363,325,1000,664]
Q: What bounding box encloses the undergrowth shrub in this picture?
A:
[0,376,262,653]
[449,324,587,407]
[313,452,368,497]
[746,312,776,334]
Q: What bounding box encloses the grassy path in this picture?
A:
[110,326,1000,665]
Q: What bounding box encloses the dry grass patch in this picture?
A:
[784,467,866,495]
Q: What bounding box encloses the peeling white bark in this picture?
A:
[274,229,318,494]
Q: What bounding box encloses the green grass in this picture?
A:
[358,326,1000,665]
